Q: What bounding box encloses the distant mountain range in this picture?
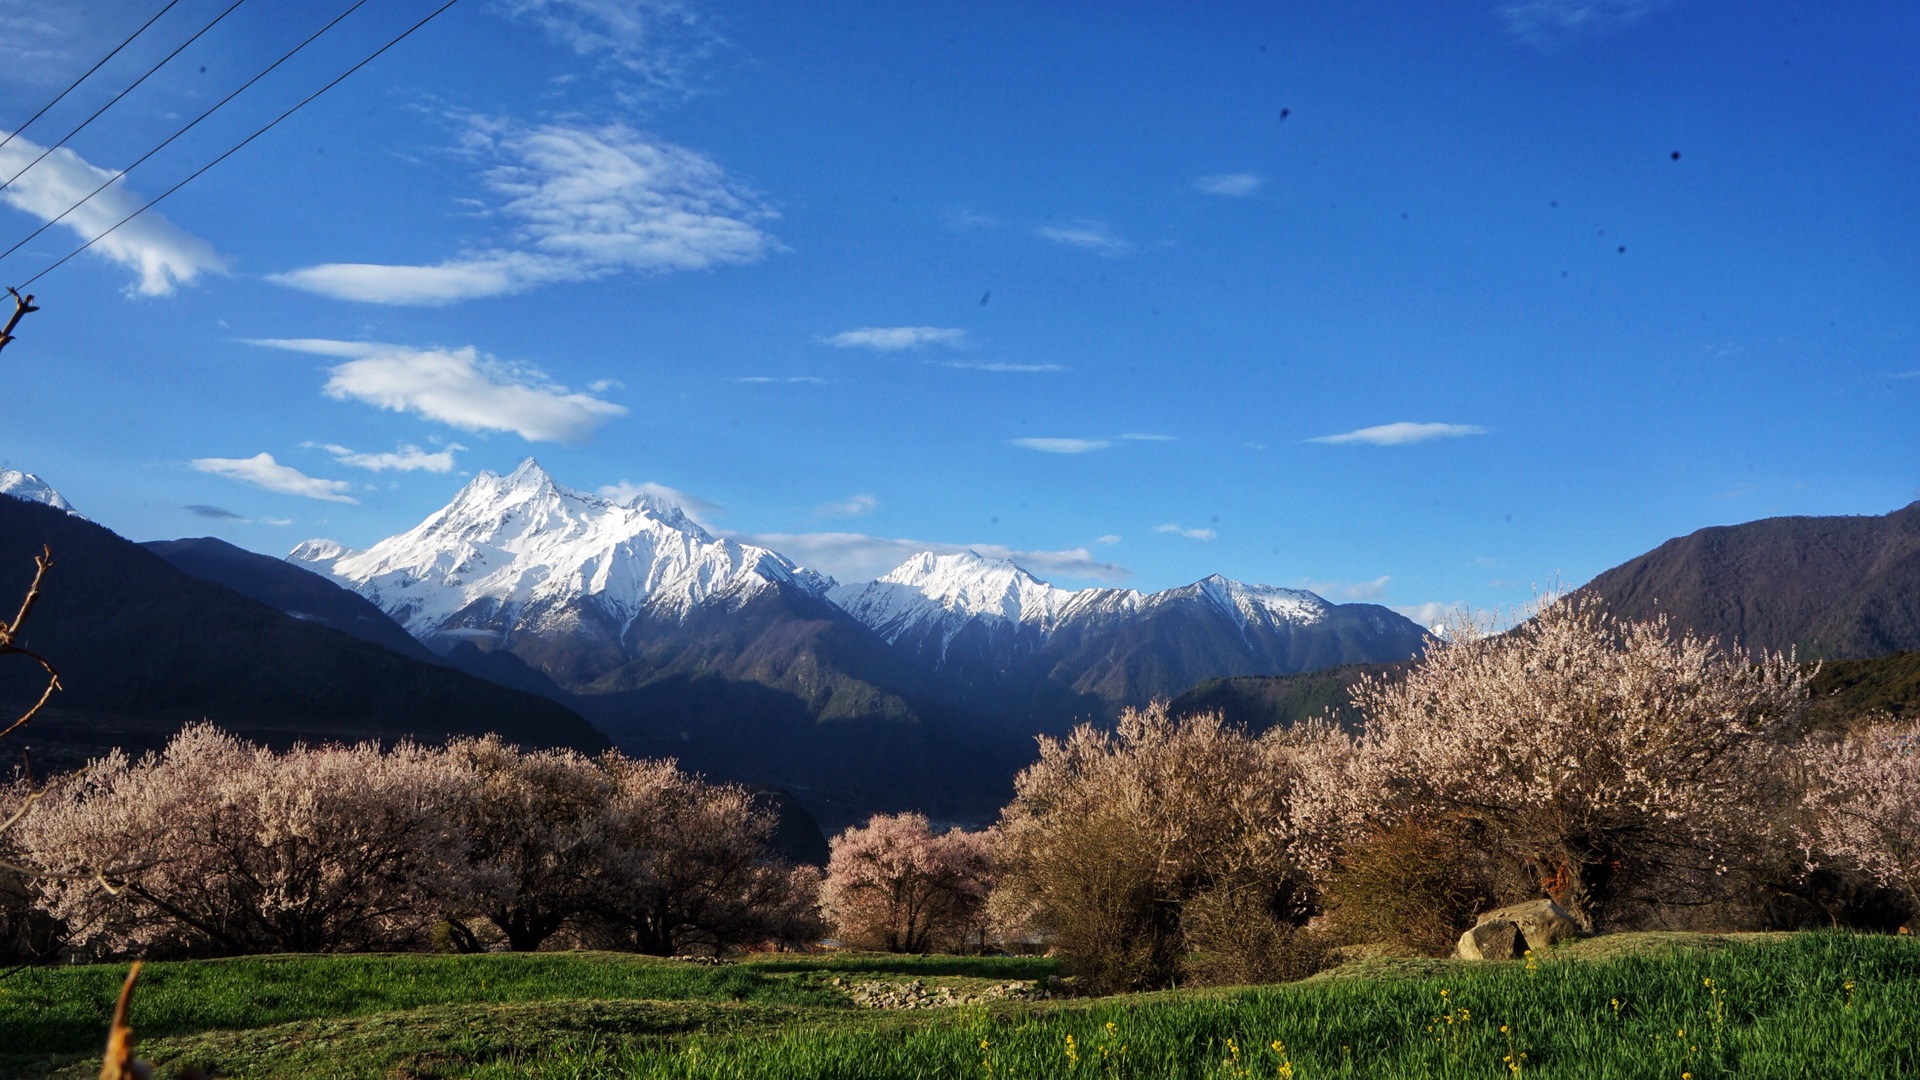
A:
[1579,501,1920,660]
[22,457,1916,828]
[266,459,1429,821]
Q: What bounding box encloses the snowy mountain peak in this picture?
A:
[0,468,83,518]
[288,538,358,571]
[867,550,1077,624]
[291,462,826,648]
[1176,574,1331,627]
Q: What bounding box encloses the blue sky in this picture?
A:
[1,0,1915,621]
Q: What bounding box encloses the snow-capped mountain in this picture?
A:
[292,459,831,664]
[830,550,1342,662]
[830,549,1426,723]
[0,468,83,518]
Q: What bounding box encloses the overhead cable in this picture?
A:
[0,0,186,157]
[18,0,464,291]
[0,0,377,270]
[0,0,251,197]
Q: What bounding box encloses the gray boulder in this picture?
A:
[1456,919,1522,961]
[1480,899,1583,953]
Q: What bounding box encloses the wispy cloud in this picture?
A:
[0,136,224,296]
[815,493,877,518]
[253,338,626,443]
[1120,433,1176,442]
[191,453,358,504]
[1009,437,1112,454]
[937,361,1066,373]
[1301,575,1392,601]
[270,116,776,304]
[730,375,827,384]
[740,530,1131,584]
[1154,523,1216,542]
[823,326,966,351]
[1500,0,1669,47]
[1892,369,1920,380]
[599,479,722,525]
[494,0,719,96]
[1307,422,1489,446]
[307,441,465,473]
[181,503,292,526]
[1095,534,1122,546]
[1194,173,1263,197]
[1036,220,1131,256]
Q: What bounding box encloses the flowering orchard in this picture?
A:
[11,725,820,959]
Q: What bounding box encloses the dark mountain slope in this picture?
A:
[0,497,607,768]
[1805,650,1920,732]
[1169,661,1408,734]
[144,536,578,702]
[578,587,1033,829]
[1579,502,1920,660]
[143,537,435,662]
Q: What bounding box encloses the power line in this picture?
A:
[0,0,376,269]
[18,0,464,292]
[0,0,186,158]
[0,0,251,198]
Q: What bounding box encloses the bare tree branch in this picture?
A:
[0,288,38,357]
[0,545,61,744]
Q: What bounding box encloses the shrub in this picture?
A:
[1310,595,1809,932]
[1316,817,1519,955]
[1799,717,1920,922]
[821,812,994,953]
[990,704,1326,991]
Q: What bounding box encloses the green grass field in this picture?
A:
[2,934,1914,1079]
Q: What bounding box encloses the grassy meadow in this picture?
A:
[1,933,1915,1079]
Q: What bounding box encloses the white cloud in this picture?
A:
[308,441,465,473]
[1194,173,1263,197]
[1094,534,1122,546]
[1307,422,1489,446]
[1300,575,1392,601]
[1392,601,1461,632]
[1154,523,1216,542]
[494,0,717,93]
[270,117,776,305]
[1120,433,1176,442]
[1009,437,1112,454]
[816,493,878,518]
[739,530,1131,585]
[937,361,1066,373]
[191,453,358,504]
[0,136,224,296]
[1500,0,1668,46]
[1036,221,1131,256]
[589,378,625,392]
[730,375,827,384]
[823,326,967,351]
[254,338,626,443]
[1892,369,1920,380]
[599,479,722,525]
